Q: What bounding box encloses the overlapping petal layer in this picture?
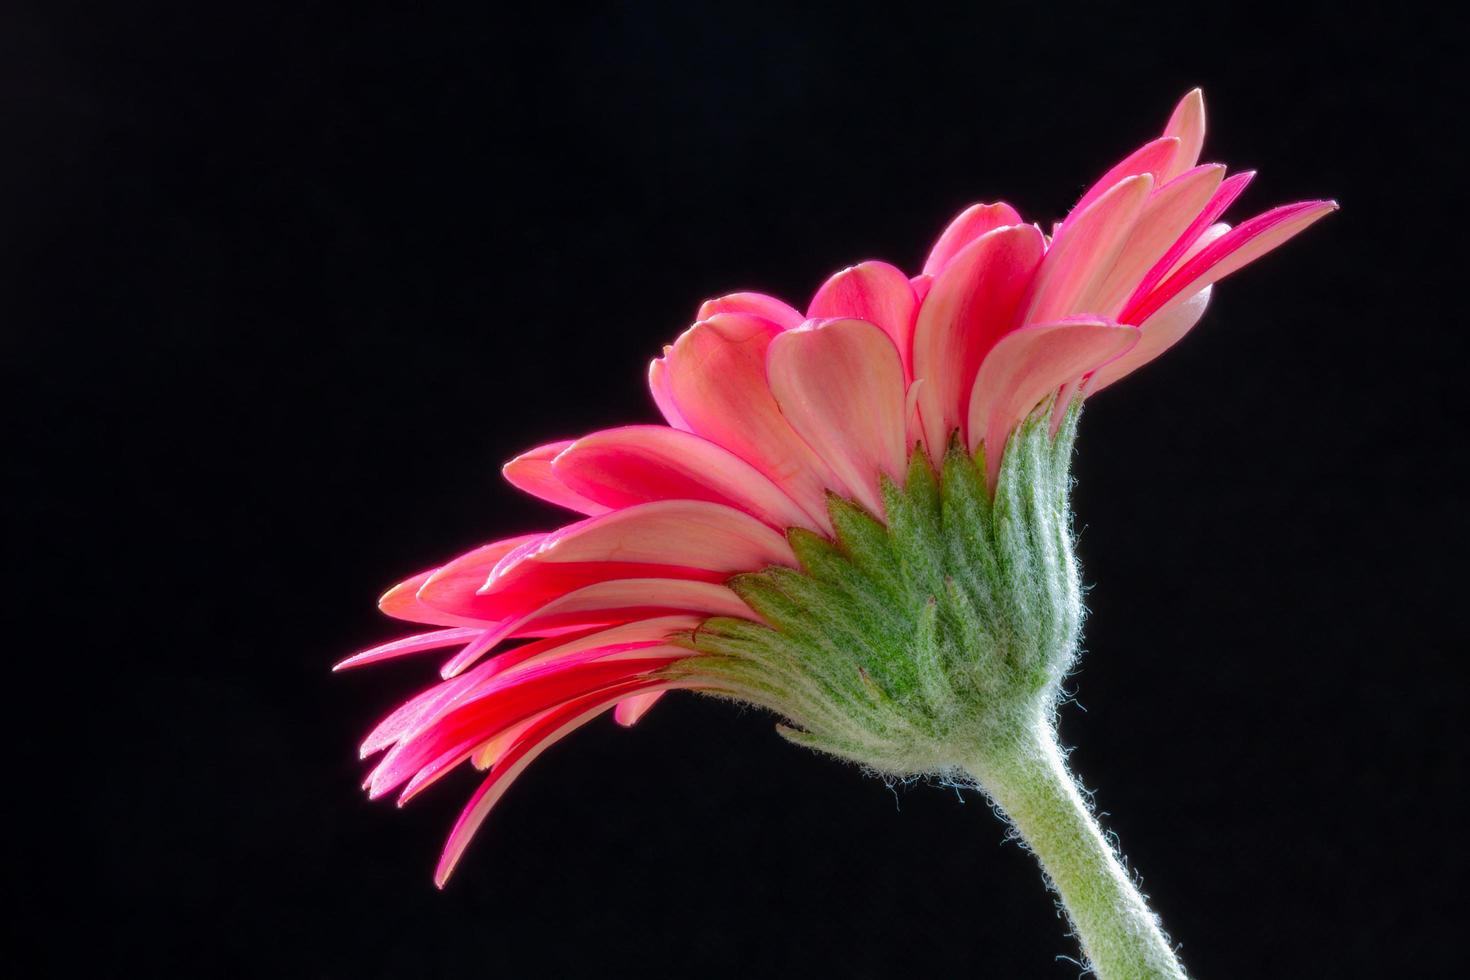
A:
[343,90,1333,883]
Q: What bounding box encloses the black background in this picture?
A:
[7,2,1462,977]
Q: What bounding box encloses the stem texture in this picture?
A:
[970,723,1187,980]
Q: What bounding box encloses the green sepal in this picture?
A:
[668,406,1086,776]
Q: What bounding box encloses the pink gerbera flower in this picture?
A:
[338,90,1332,978]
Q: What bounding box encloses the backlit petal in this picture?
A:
[767,318,907,516]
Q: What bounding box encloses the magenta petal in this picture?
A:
[696,291,804,329]
[966,319,1140,488]
[373,655,685,802]
[503,441,610,516]
[552,425,817,533]
[922,202,1024,277]
[1089,164,1226,317]
[767,318,907,516]
[807,262,918,378]
[334,627,484,672]
[1123,199,1338,324]
[911,224,1046,462]
[1123,170,1254,315]
[434,677,681,887]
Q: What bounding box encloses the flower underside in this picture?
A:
[674,409,1081,776]
[335,89,1333,900]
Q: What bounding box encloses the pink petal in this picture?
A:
[508,578,753,636]
[696,292,804,329]
[766,318,907,517]
[430,579,750,679]
[1123,170,1254,314]
[910,273,934,304]
[487,615,701,681]
[502,441,610,516]
[966,319,1140,488]
[806,262,919,378]
[373,655,685,802]
[1123,200,1338,325]
[911,224,1046,462]
[420,502,792,638]
[551,425,817,533]
[1087,286,1212,394]
[614,690,665,727]
[1060,137,1178,234]
[656,314,840,526]
[648,354,691,430]
[359,660,507,758]
[1022,174,1154,324]
[334,627,483,672]
[501,499,796,578]
[471,712,546,770]
[1089,164,1226,317]
[377,534,544,627]
[1159,88,1206,183]
[922,202,1025,277]
[434,677,682,887]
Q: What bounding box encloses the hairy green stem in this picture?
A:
[968,722,1186,980]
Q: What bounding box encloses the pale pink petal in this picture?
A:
[1088,287,1213,394]
[614,691,666,727]
[1159,89,1206,183]
[1022,174,1154,324]
[766,318,907,516]
[696,292,804,329]
[922,202,1025,276]
[911,224,1046,461]
[1089,164,1226,317]
[1123,170,1254,314]
[904,380,925,451]
[807,262,918,377]
[434,678,683,887]
[657,314,839,525]
[648,354,691,430]
[502,440,610,516]
[966,319,1140,488]
[910,273,934,304]
[552,425,817,532]
[1123,200,1338,324]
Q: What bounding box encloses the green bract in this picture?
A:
[668,406,1083,776]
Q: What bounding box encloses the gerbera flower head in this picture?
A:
[338,89,1333,888]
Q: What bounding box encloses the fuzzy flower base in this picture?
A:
[676,411,1083,776]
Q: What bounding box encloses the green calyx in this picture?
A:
[667,407,1084,777]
